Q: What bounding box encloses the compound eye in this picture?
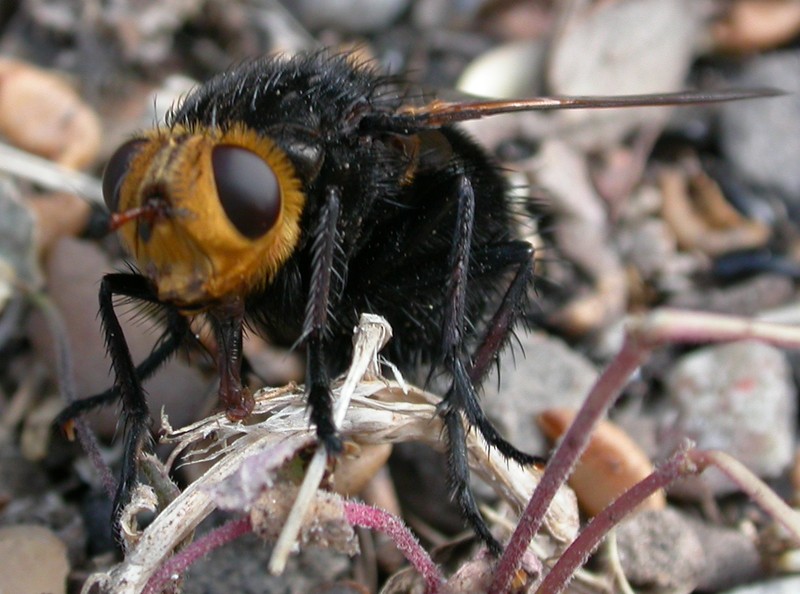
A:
[212,145,281,239]
[102,139,146,212]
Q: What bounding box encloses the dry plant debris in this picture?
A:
[66,311,800,594]
[79,315,578,594]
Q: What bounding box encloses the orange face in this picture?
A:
[103,124,306,307]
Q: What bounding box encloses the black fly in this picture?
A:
[57,51,774,554]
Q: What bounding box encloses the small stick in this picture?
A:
[268,315,392,574]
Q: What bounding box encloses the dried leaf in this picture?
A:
[660,167,770,257]
[250,483,358,556]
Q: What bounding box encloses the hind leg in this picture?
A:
[438,171,537,555]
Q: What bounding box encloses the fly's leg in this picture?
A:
[438,171,502,554]
[87,273,180,535]
[55,296,190,427]
[464,241,542,466]
[439,173,537,555]
[303,187,343,453]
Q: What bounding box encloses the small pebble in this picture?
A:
[294,0,410,33]
[618,217,678,282]
[0,491,86,568]
[0,524,69,594]
[457,40,547,99]
[182,531,351,594]
[616,508,762,592]
[719,576,800,594]
[616,508,705,591]
[662,340,796,495]
[719,51,800,217]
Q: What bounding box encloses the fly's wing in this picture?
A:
[364,88,782,131]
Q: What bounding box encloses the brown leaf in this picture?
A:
[250,483,358,556]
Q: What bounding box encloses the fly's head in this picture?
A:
[102,123,306,307]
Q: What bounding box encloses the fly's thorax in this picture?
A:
[103,124,306,306]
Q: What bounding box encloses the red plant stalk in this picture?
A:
[143,517,253,594]
[490,337,650,594]
[491,308,800,593]
[344,500,445,593]
[536,445,800,594]
[535,446,694,594]
[142,501,445,594]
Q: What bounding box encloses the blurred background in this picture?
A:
[2,1,800,592]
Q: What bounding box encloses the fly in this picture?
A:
[57,51,777,555]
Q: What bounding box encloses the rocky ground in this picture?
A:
[2,1,800,593]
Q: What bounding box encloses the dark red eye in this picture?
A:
[102,139,146,212]
[212,146,281,239]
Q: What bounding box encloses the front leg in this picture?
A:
[55,304,190,425]
[303,187,343,453]
[93,273,162,533]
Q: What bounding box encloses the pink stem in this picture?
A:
[344,500,444,593]
[143,516,253,594]
[535,447,694,594]
[490,337,649,594]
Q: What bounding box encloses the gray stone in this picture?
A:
[182,531,351,594]
[616,508,706,591]
[719,51,800,212]
[662,340,796,495]
[0,525,69,594]
[294,0,410,33]
[482,330,599,455]
[720,576,800,594]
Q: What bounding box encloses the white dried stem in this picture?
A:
[268,314,393,574]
